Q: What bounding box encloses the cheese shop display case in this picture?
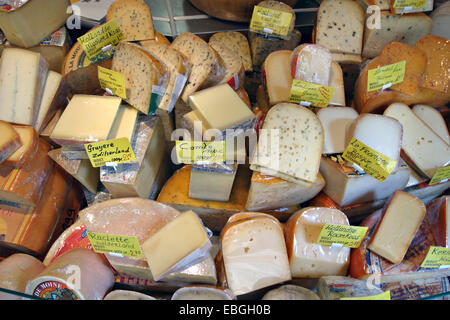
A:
[0,0,449,303]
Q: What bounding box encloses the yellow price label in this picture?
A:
[84,137,136,168]
[316,224,368,248]
[429,166,450,186]
[367,60,406,92]
[250,6,293,38]
[98,66,127,99]
[87,232,144,259]
[288,80,335,108]
[420,246,450,269]
[342,138,398,182]
[393,0,426,9]
[341,291,391,300]
[176,141,226,165]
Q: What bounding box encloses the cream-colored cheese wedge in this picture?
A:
[317,107,359,155]
[384,103,450,178]
[3,125,38,168]
[107,105,139,142]
[262,285,320,300]
[328,62,346,106]
[171,286,235,300]
[412,105,450,145]
[368,191,426,264]
[291,44,332,86]
[189,164,238,202]
[263,50,293,106]
[0,121,22,164]
[284,207,351,278]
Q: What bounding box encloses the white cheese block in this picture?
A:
[329,61,346,106]
[383,103,450,178]
[250,103,324,184]
[25,248,115,300]
[284,207,351,278]
[221,215,292,296]
[412,105,450,145]
[291,44,332,86]
[0,48,49,126]
[317,107,359,155]
[262,285,320,300]
[103,290,156,300]
[171,286,235,300]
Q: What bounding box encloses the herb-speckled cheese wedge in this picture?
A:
[208,41,245,88]
[106,0,155,41]
[315,0,365,55]
[209,31,253,72]
[202,47,226,89]
[170,32,216,103]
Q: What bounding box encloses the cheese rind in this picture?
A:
[412,105,450,144]
[328,62,346,106]
[263,50,293,106]
[0,121,22,165]
[3,125,38,168]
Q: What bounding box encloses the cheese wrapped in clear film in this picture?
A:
[290,44,332,86]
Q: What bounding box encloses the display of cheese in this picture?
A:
[103,290,156,300]
[106,0,155,41]
[246,171,325,211]
[250,103,324,184]
[0,121,22,165]
[262,285,320,300]
[171,286,235,300]
[209,31,253,72]
[170,32,217,102]
[431,1,450,38]
[362,13,433,59]
[0,0,70,48]
[262,50,293,106]
[413,105,450,144]
[0,254,45,300]
[208,41,245,89]
[0,48,49,126]
[0,139,53,213]
[317,107,359,155]
[290,44,332,86]
[189,164,238,202]
[383,103,450,178]
[100,116,165,199]
[221,214,292,296]
[284,207,351,278]
[3,125,38,168]
[315,0,365,55]
[391,0,434,14]
[25,248,114,300]
[426,196,450,248]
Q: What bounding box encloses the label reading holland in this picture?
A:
[84,138,136,168]
[367,60,406,92]
[87,232,144,259]
[342,138,398,182]
[176,141,226,165]
[77,20,124,61]
[393,0,426,9]
[429,166,450,186]
[420,246,450,269]
[316,224,368,248]
[98,66,127,99]
[288,80,335,108]
[340,291,391,300]
[250,6,293,38]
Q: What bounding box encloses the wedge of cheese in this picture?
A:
[108,105,139,142]
[262,285,320,300]
[329,62,346,106]
[189,164,238,202]
[106,0,155,41]
[0,121,22,165]
[291,44,332,86]
[255,0,296,40]
[250,103,324,184]
[263,50,293,106]
[317,107,359,155]
[3,125,38,168]
[368,191,426,264]
[412,105,450,144]
[171,286,235,300]
[384,103,450,178]
[208,41,245,89]
[284,207,351,278]
[0,48,49,126]
[209,31,253,72]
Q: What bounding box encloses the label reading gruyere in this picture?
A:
[176,141,226,165]
[316,224,368,248]
[98,66,127,99]
[393,0,426,9]
[85,138,136,168]
[429,166,450,186]
[250,6,293,37]
[342,138,398,182]
[77,21,124,61]
[87,232,144,259]
[420,246,450,269]
[340,291,391,300]
[367,60,406,92]
[288,80,335,108]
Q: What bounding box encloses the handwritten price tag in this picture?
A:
[429,166,450,186]
[420,246,450,269]
[176,141,226,165]
[288,80,334,108]
[84,138,136,168]
[341,291,391,300]
[250,6,293,38]
[87,232,144,259]
[98,66,127,99]
[367,60,406,92]
[393,0,426,9]
[316,224,368,248]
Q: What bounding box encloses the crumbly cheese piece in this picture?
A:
[368,191,426,264]
[106,0,155,41]
[0,48,49,126]
[0,121,22,165]
[413,105,450,144]
[262,285,320,300]
[3,125,39,168]
[209,31,253,72]
[171,286,235,300]
[291,44,332,86]
[263,50,293,106]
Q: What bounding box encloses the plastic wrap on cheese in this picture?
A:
[290,44,332,86]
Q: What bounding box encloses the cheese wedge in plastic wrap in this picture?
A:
[3,125,38,168]
[171,286,235,300]
[262,50,293,106]
[103,290,156,300]
[290,44,332,86]
[262,285,320,300]
[0,254,45,300]
[189,164,238,202]
[250,103,324,184]
[221,214,292,296]
[26,248,114,300]
[412,105,450,144]
[208,41,245,90]
[0,121,22,165]
[209,31,253,72]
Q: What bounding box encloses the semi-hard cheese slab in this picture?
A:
[0,121,22,165]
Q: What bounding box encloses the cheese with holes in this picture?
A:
[0,121,22,165]
[368,191,426,264]
[427,196,450,248]
[0,254,45,300]
[250,103,324,184]
[104,290,156,300]
[141,210,211,280]
[285,207,351,278]
[0,48,49,126]
[189,164,238,202]
[25,248,115,300]
[209,31,253,72]
[106,0,155,41]
[3,125,38,168]
[50,95,122,147]
[263,50,293,106]
[171,286,235,300]
[384,103,450,178]
[413,105,450,144]
[246,171,325,211]
[262,285,320,300]
[317,107,359,154]
[221,214,291,295]
[291,44,332,86]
